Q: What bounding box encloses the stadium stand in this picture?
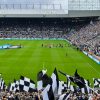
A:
[0,0,100,99]
[67,20,100,58]
[0,18,100,99]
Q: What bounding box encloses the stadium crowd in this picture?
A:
[0,90,100,100]
[67,20,100,57]
[0,19,68,39]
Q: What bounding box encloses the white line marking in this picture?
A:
[87,63,100,77]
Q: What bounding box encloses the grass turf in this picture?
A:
[0,40,100,85]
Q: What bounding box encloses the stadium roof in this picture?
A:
[0,0,100,18]
[0,0,67,10]
[0,0,57,4]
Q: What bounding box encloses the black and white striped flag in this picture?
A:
[42,84,54,100]
[58,81,67,95]
[93,78,100,88]
[66,77,71,89]
[0,77,5,90]
[69,85,77,93]
[73,70,86,88]
[79,79,92,94]
[37,69,52,90]
[51,68,59,94]
[58,92,70,100]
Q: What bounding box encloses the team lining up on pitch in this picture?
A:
[41,43,71,48]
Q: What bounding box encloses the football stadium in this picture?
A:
[0,0,100,99]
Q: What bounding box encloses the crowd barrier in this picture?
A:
[0,38,64,40]
[83,51,100,64]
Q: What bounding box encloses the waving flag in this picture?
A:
[51,68,59,94]
[93,78,100,88]
[0,77,6,90]
[37,69,52,90]
[59,70,86,88]
[8,79,19,92]
[19,76,36,92]
[42,84,54,100]
[58,81,67,95]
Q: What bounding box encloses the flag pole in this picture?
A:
[43,62,45,70]
[87,85,98,95]
[0,73,2,80]
[43,63,44,70]
[42,62,47,73]
[58,70,66,76]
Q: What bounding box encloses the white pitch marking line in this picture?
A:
[87,63,100,77]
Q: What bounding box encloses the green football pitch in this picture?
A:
[0,40,100,84]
